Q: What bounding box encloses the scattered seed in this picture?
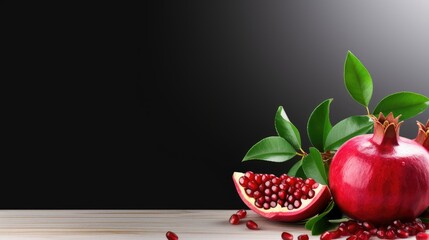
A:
[166,231,178,240]
[281,231,293,240]
[229,214,240,225]
[298,234,309,240]
[246,220,259,230]
[236,209,247,219]
[416,232,429,240]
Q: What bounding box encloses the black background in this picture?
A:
[1,1,428,209]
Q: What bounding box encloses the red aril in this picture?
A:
[236,209,247,219]
[232,171,331,222]
[166,231,178,240]
[417,232,429,240]
[246,220,258,230]
[298,234,309,240]
[229,214,240,225]
[281,231,293,240]
[329,113,429,226]
[320,218,427,239]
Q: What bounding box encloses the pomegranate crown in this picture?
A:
[415,119,429,150]
[371,112,403,145]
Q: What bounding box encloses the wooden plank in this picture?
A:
[0,210,425,239]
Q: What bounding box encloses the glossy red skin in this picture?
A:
[329,134,429,226]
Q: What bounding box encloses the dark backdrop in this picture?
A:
[1,1,428,209]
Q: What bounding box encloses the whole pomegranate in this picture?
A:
[329,112,429,226]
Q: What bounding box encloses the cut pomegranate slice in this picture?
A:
[232,171,332,222]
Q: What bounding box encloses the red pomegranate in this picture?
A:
[232,171,331,222]
[329,112,429,226]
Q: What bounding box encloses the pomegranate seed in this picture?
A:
[301,185,310,195]
[247,181,258,191]
[385,229,396,239]
[254,174,262,184]
[271,185,279,193]
[307,189,315,198]
[346,235,357,240]
[416,232,429,240]
[261,174,270,182]
[338,225,348,236]
[239,176,248,187]
[278,190,286,200]
[405,225,417,236]
[272,177,280,185]
[416,223,426,232]
[332,229,343,239]
[286,177,296,185]
[236,209,247,219]
[263,202,270,209]
[362,221,375,231]
[245,188,253,197]
[245,171,254,180]
[293,199,302,208]
[320,231,333,240]
[393,220,403,228]
[396,229,409,238]
[356,230,371,240]
[264,196,271,202]
[376,228,386,239]
[271,193,278,201]
[293,190,302,199]
[298,234,309,240]
[253,190,262,199]
[305,178,315,185]
[281,231,293,240]
[229,214,240,225]
[347,221,360,234]
[166,231,178,240]
[246,220,258,230]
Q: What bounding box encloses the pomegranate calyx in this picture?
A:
[371,112,403,146]
[415,120,429,150]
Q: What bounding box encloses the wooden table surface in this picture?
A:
[0,209,425,239]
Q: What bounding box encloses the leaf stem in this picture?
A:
[365,106,371,116]
[296,148,307,157]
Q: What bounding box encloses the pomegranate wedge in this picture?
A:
[232,171,332,222]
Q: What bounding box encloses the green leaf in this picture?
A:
[421,218,429,223]
[305,200,335,231]
[242,136,297,162]
[287,160,302,176]
[305,201,343,235]
[311,217,339,236]
[287,160,307,178]
[373,91,429,121]
[324,115,373,151]
[275,106,302,150]
[302,147,328,185]
[307,99,333,151]
[344,50,373,107]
